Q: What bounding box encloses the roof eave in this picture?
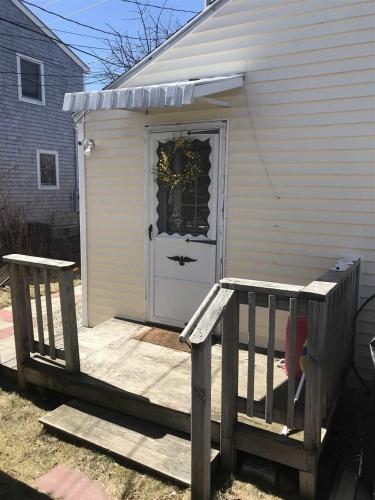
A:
[10,0,89,73]
[105,0,231,90]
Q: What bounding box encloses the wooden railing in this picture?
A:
[182,258,360,500]
[3,254,80,388]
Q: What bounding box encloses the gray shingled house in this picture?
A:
[0,0,89,233]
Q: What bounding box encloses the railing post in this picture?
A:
[299,299,327,499]
[220,291,239,473]
[191,339,211,500]
[8,264,31,389]
[58,268,80,373]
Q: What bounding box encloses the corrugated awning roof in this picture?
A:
[63,74,244,112]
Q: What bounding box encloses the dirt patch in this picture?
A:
[0,378,282,500]
[134,327,190,353]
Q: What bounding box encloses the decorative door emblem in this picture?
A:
[167,256,198,266]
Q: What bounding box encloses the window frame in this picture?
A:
[16,53,45,106]
[37,150,60,190]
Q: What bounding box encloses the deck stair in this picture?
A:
[40,399,220,486]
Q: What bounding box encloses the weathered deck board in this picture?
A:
[40,399,219,486]
[78,319,288,419]
[1,318,292,428]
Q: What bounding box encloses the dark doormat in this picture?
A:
[134,327,190,353]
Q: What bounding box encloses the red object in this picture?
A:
[285,315,308,380]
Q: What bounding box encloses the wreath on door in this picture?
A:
[154,137,202,190]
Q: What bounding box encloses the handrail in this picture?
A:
[190,288,235,345]
[220,277,303,297]
[189,259,360,500]
[179,283,220,344]
[190,287,237,500]
[3,253,80,387]
[3,254,75,271]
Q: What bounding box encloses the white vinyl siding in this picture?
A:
[84,0,375,380]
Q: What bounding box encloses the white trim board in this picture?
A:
[10,0,89,72]
[144,120,228,326]
[76,118,88,327]
[17,52,45,106]
[36,149,59,190]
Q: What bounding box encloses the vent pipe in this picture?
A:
[205,0,216,6]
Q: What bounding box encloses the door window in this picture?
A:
[156,138,212,236]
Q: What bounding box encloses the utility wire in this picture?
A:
[47,27,116,41]
[0,70,108,86]
[52,0,111,22]
[21,0,171,40]
[0,71,88,78]
[0,16,115,65]
[118,0,198,14]
[1,82,104,86]
[23,0,198,17]
[0,31,118,51]
[0,46,107,84]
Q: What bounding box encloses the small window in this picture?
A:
[17,54,45,105]
[37,151,59,190]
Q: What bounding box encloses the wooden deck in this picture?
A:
[1,317,293,422]
[1,254,361,499]
[0,317,309,445]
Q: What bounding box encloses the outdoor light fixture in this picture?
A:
[79,139,95,157]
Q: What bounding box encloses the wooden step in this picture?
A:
[40,399,220,486]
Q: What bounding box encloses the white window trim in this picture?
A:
[37,150,60,190]
[17,53,45,106]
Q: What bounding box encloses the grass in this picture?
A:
[0,378,283,500]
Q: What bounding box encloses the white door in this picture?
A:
[147,126,222,328]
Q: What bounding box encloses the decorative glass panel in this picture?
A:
[40,153,57,186]
[20,59,42,100]
[156,138,212,236]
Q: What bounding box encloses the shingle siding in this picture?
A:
[0,0,84,227]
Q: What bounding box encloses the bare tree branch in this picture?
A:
[95,0,180,85]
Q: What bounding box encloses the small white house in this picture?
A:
[64,0,375,379]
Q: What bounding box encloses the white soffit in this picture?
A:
[63,74,244,112]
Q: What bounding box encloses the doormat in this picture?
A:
[134,327,190,353]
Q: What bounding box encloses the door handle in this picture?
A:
[185,239,216,245]
[148,224,153,241]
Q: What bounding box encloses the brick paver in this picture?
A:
[34,464,109,500]
[0,309,13,322]
[0,326,14,339]
[0,285,82,340]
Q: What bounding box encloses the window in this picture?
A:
[37,151,59,190]
[17,54,45,105]
[156,139,212,236]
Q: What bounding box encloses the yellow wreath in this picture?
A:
[154,137,202,190]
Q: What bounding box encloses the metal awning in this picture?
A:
[63,74,244,112]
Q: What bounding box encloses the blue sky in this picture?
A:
[26,0,205,89]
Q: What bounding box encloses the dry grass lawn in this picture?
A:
[0,378,284,500]
[0,269,81,310]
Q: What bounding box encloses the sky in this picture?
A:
[25,0,205,90]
